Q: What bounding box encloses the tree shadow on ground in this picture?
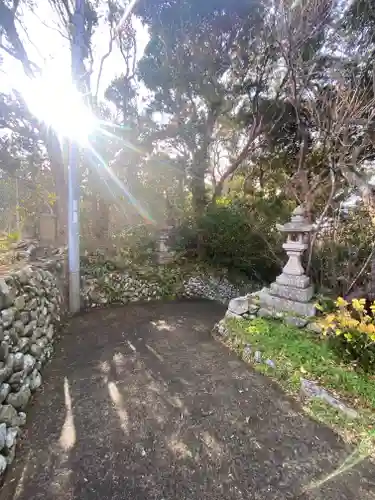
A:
[1,300,374,500]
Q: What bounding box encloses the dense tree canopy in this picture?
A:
[0,0,375,289]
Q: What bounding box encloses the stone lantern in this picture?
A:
[257,205,316,321]
[275,205,313,291]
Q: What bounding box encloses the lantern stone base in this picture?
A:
[270,282,314,302]
[276,273,310,289]
[257,286,316,318]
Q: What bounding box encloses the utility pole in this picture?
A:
[68,0,84,314]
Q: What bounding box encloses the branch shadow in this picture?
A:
[1,300,374,500]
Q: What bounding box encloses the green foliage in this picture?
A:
[112,224,158,265]
[226,317,375,445]
[318,297,375,373]
[171,197,288,282]
[310,207,375,295]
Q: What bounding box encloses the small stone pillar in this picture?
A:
[257,205,316,321]
[156,226,175,264]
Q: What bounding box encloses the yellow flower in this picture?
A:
[357,323,375,335]
[335,297,348,308]
[325,313,336,324]
[352,298,366,312]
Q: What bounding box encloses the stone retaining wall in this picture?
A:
[81,271,249,308]
[0,261,252,479]
[0,263,65,475]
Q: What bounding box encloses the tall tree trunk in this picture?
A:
[190,168,207,218]
[190,107,217,217]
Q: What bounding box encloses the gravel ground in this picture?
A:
[0,300,374,500]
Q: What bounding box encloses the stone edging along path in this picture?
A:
[212,292,360,420]
[0,260,250,480]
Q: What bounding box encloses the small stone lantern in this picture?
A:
[257,205,316,320]
[276,205,313,280]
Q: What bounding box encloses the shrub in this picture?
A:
[310,206,375,296]
[318,297,375,372]
[170,198,288,283]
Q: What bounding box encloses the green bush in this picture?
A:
[170,197,288,283]
[112,224,157,265]
[310,206,375,296]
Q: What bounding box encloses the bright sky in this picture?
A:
[0,1,149,100]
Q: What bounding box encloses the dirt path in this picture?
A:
[1,300,374,500]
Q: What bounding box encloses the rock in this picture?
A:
[31,328,43,341]
[6,354,14,371]
[18,337,31,353]
[29,370,42,392]
[306,322,323,334]
[46,325,54,340]
[265,359,276,369]
[213,320,229,338]
[257,308,274,318]
[0,423,6,450]
[6,445,15,465]
[17,412,26,426]
[0,366,12,384]
[24,321,37,337]
[30,344,42,358]
[0,279,16,308]
[6,386,31,410]
[8,328,18,344]
[300,378,358,419]
[285,316,308,328]
[225,310,243,320]
[17,267,32,285]
[37,337,48,349]
[37,316,45,327]
[254,351,262,363]
[0,384,10,404]
[0,405,19,426]
[20,311,30,325]
[14,296,25,310]
[0,454,7,475]
[5,426,18,449]
[1,308,15,328]
[0,278,9,296]
[8,371,24,391]
[23,354,35,375]
[13,353,24,372]
[228,296,250,316]
[242,346,252,362]
[248,303,260,314]
[47,302,55,313]
[27,298,38,310]
[0,342,9,362]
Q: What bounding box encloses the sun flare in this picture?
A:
[18,70,96,143]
